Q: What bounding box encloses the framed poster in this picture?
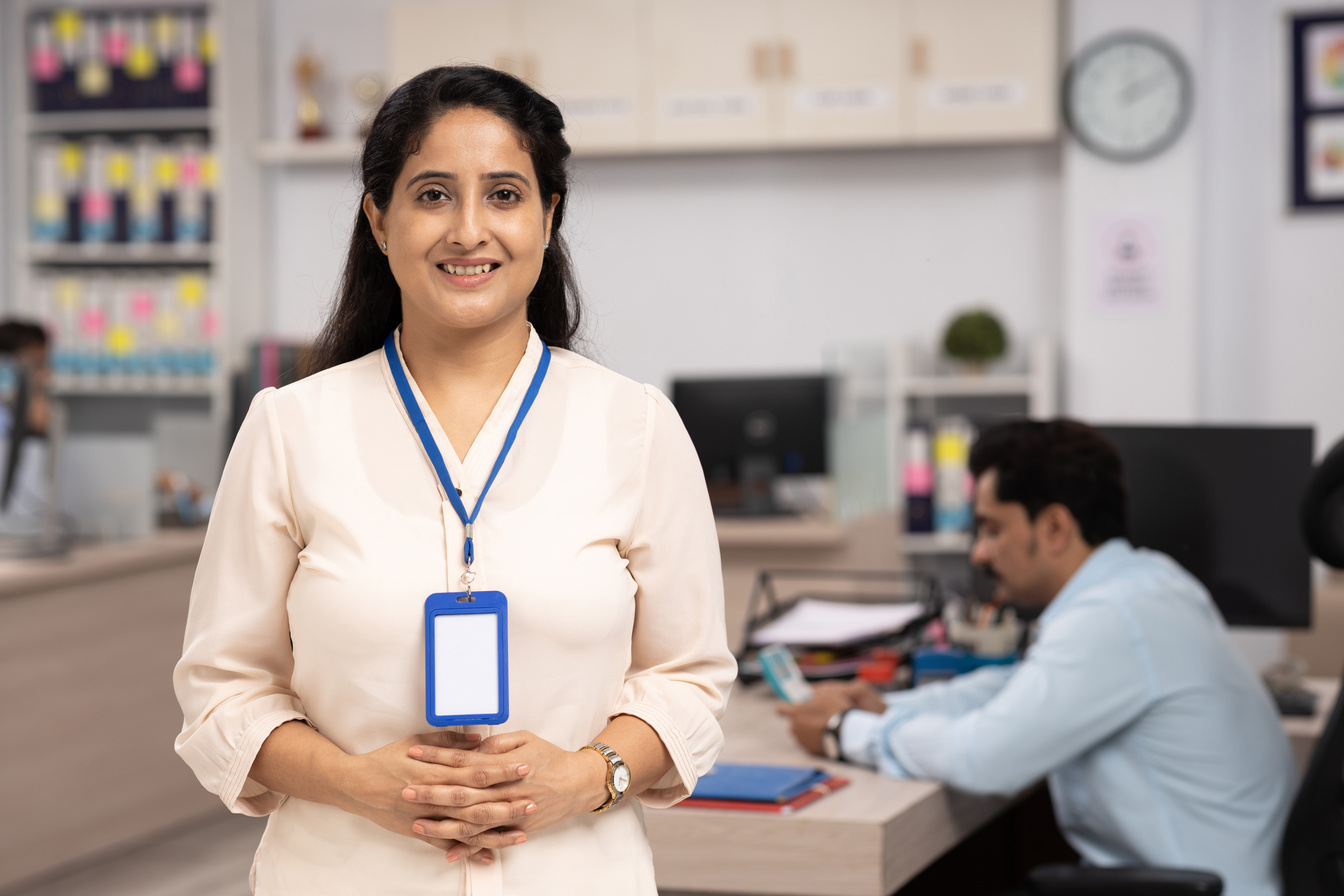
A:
[1291,12,1344,209]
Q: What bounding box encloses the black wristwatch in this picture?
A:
[820,709,850,761]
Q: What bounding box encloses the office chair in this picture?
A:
[1029,435,1344,896]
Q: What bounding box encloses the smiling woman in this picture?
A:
[173,67,735,896]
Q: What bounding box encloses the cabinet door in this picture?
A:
[388,1,524,91]
[647,0,775,149]
[516,0,647,153]
[903,0,1058,143]
[775,0,906,146]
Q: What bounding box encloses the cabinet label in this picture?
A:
[557,95,636,122]
[923,79,1027,109]
[793,85,891,114]
[662,92,759,120]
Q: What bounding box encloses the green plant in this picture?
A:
[942,310,1007,365]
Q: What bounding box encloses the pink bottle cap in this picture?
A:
[174,56,205,92]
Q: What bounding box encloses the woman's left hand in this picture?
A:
[405,730,610,855]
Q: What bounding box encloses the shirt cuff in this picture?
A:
[838,709,884,767]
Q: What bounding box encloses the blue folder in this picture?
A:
[692,763,829,803]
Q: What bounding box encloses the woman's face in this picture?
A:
[364,106,556,343]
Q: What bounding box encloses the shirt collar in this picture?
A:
[1038,537,1133,627]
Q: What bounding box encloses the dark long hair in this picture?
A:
[306,66,582,374]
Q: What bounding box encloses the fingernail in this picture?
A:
[463,732,482,742]
[409,746,424,758]
[525,802,537,815]
[514,834,526,845]
[446,854,459,863]
[403,787,417,800]
[413,823,425,834]
[516,764,530,776]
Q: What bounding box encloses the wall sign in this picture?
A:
[1291,12,1344,209]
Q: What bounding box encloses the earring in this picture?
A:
[544,241,550,250]
[380,241,387,252]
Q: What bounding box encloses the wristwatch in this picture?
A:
[820,709,850,761]
[582,741,631,813]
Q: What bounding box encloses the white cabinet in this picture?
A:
[646,0,774,150]
[387,0,1058,157]
[389,0,647,154]
[903,0,1059,143]
[774,0,908,146]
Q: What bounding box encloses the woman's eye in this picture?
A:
[419,188,448,202]
[491,188,521,203]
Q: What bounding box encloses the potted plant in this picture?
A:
[941,309,1007,373]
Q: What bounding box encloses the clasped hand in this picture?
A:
[355,729,608,864]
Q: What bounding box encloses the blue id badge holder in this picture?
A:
[424,591,510,727]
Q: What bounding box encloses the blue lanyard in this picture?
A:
[383,331,550,588]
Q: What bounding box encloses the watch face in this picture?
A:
[613,764,631,793]
[1064,32,1193,162]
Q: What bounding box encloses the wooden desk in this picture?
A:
[645,683,1011,896]
[646,676,1341,896]
[1285,676,1340,775]
[0,529,218,892]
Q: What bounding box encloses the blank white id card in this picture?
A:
[424,591,509,726]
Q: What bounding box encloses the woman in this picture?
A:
[174,66,735,894]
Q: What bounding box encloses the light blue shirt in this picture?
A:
[840,539,1296,896]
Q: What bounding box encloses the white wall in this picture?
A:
[261,0,1063,390]
[1199,0,1344,458]
[260,0,1344,453]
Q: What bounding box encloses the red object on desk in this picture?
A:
[675,775,850,814]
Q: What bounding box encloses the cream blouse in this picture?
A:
[174,328,736,895]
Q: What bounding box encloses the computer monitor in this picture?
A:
[1096,424,1314,628]
[671,375,829,515]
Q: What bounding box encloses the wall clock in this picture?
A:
[1063,32,1194,163]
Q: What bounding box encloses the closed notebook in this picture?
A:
[691,762,829,803]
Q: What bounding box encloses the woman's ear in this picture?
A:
[363,193,386,248]
[543,193,559,245]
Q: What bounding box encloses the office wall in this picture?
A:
[1198,0,1344,458]
[261,0,1063,387]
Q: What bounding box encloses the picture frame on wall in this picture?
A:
[1290,11,1344,209]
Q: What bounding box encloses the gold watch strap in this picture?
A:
[581,742,625,813]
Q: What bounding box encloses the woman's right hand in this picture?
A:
[338,730,537,861]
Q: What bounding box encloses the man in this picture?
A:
[782,419,1295,896]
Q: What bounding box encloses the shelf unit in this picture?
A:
[3,0,264,538]
[887,335,1056,581]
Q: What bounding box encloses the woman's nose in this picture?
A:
[447,202,486,249]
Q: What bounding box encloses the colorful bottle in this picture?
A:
[173,13,206,99]
[29,16,63,111]
[174,139,207,243]
[82,139,115,243]
[58,141,84,242]
[129,139,160,243]
[123,14,157,108]
[76,17,112,104]
[30,141,65,244]
[933,417,975,533]
[51,9,83,110]
[903,426,935,533]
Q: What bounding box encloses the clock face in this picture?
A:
[613,764,631,792]
[1064,32,1193,162]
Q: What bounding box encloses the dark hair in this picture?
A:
[968,418,1128,546]
[306,66,582,374]
[0,320,48,356]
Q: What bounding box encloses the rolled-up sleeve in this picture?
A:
[615,386,736,807]
[173,388,308,816]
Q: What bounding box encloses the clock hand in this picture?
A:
[1119,71,1169,106]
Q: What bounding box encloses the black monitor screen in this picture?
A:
[671,375,828,498]
[1096,425,1313,628]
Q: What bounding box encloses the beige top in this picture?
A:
[174,328,736,895]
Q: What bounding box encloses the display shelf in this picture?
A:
[26,108,212,135]
[900,531,973,555]
[255,139,363,165]
[50,376,216,398]
[901,374,1036,397]
[24,243,215,266]
[715,515,848,550]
